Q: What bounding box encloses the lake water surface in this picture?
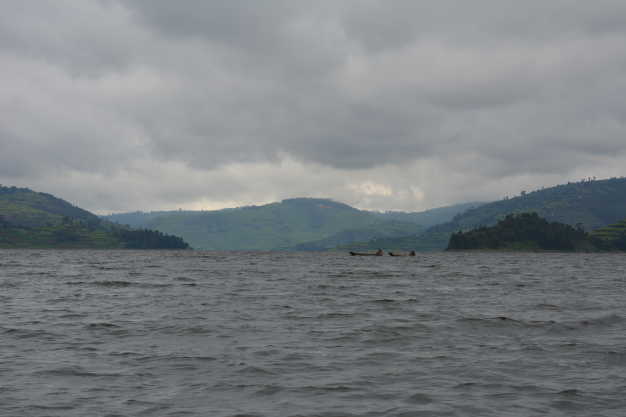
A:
[1,250,625,416]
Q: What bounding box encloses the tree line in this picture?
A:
[447,212,594,251]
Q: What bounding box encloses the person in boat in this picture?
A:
[389,250,417,256]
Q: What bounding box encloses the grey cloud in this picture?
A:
[2,0,626,212]
[0,1,144,75]
[121,0,299,46]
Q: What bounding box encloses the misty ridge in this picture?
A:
[4,176,626,252]
[106,176,626,252]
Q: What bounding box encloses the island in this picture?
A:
[447,212,626,252]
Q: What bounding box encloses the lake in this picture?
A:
[1,250,625,416]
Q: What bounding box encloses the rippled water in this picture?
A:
[1,250,625,416]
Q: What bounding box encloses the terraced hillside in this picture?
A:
[591,219,626,239]
[589,218,626,251]
[0,186,189,249]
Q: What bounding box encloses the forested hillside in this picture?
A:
[447,213,592,251]
[372,202,484,228]
[107,198,414,250]
[105,198,472,251]
[346,177,626,251]
[0,186,189,249]
[286,221,424,251]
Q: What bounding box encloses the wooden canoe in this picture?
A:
[350,250,384,256]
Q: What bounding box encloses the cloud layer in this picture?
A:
[2,1,626,212]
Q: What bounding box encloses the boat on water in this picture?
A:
[388,251,416,257]
[349,249,384,256]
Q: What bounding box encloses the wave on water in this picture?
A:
[406,392,434,404]
[64,280,174,289]
[2,327,61,340]
[458,313,625,332]
[86,322,122,329]
[0,280,21,288]
[371,298,418,304]
[132,353,218,364]
[3,250,626,417]
[174,276,196,282]
[34,365,124,378]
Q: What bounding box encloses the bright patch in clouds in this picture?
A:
[2,1,626,212]
[349,182,393,197]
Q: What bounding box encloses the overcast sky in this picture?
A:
[2,1,626,213]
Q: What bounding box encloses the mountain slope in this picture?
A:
[107,198,471,250]
[286,220,425,251]
[0,186,189,249]
[107,198,399,250]
[591,218,626,240]
[589,217,626,251]
[362,177,626,251]
[447,212,593,251]
[372,202,485,228]
[0,186,99,228]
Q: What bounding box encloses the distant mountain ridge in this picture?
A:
[285,220,424,251]
[104,198,478,251]
[0,185,189,249]
[357,177,626,251]
[370,202,483,228]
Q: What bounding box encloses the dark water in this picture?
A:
[1,250,625,417]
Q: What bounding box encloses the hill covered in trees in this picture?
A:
[285,220,424,251]
[358,177,626,251]
[447,213,593,251]
[104,199,474,251]
[369,202,484,228]
[0,186,189,249]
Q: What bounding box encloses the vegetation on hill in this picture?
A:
[372,202,484,228]
[106,198,416,250]
[0,186,99,228]
[589,219,626,251]
[105,198,474,251]
[98,210,189,229]
[364,177,626,251]
[339,233,437,252]
[447,212,593,251]
[0,185,189,249]
[286,221,424,251]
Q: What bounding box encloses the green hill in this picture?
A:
[286,220,424,251]
[447,212,593,251]
[589,218,626,250]
[371,202,484,228]
[0,186,98,228]
[0,185,189,249]
[104,198,474,251]
[106,198,409,250]
[346,177,626,251]
[590,218,626,240]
